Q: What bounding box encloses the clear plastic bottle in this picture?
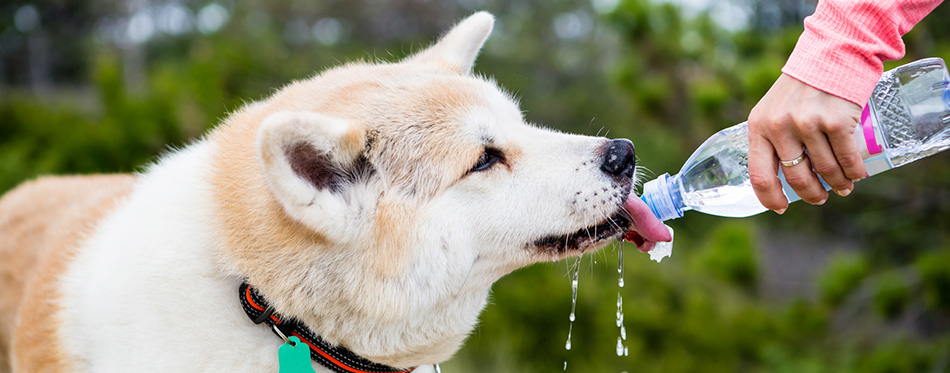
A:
[642,58,950,221]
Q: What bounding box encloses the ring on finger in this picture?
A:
[780,151,807,167]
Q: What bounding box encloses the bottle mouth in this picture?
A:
[641,173,683,222]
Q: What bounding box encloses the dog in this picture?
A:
[0,12,670,372]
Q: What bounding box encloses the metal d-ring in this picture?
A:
[271,324,294,346]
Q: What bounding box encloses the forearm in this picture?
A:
[782,0,944,106]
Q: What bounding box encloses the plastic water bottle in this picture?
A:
[642,57,950,221]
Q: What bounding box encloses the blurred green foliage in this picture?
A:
[818,254,868,307]
[693,222,759,290]
[1,0,949,371]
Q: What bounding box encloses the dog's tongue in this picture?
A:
[623,193,673,252]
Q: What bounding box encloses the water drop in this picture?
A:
[621,325,626,340]
[624,347,629,356]
[616,337,624,356]
[563,361,567,371]
[618,277,624,287]
[565,333,572,350]
[616,295,624,327]
[569,313,575,322]
[435,364,442,373]
[618,245,624,277]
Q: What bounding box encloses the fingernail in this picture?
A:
[817,198,827,205]
[834,188,852,197]
[774,208,786,215]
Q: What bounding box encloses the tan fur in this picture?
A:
[0,175,136,372]
[371,196,418,278]
[207,64,484,299]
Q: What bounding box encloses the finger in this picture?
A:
[825,116,867,182]
[771,130,828,205]
[800,130,854,197]
[748,131,788,213]
[781,154,828,204]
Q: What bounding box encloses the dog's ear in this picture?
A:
[410,11,494,75]
[257,111,370,232]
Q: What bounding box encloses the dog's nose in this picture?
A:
[601,139,636,178]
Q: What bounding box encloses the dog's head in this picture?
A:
[210,12,666,368]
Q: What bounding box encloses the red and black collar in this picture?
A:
[239,282,417,373]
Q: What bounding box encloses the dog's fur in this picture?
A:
[0,12,636,372]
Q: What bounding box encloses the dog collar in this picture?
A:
[239,282,417,373]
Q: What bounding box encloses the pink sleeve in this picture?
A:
[781,0,944,107]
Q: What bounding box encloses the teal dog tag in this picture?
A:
[278,336,316,373]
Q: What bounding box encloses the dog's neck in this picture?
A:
[239,282,418,373]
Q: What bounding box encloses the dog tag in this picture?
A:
[278,336,316,373]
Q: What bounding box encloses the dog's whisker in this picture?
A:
[597,210,623,232]
[633,163,654,193]
[617,209,634,221]
[607,219,623,232]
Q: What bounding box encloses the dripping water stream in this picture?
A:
[565,254,581,351]
[563,241,634,370]
[562,254,582,371]
[616,245,628,356]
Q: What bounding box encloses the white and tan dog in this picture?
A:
[0,12,670,372]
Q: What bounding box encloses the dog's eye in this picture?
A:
[469,148,503,173]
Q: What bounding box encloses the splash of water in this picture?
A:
[649,225,675,263]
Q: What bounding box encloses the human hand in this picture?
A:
[747,73,866,214]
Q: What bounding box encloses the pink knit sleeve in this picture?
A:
[781,0,944,107]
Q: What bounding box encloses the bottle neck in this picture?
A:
[641,173,687,222]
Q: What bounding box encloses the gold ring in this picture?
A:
[780,152,806,167]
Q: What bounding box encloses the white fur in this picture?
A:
[57,143,285,371]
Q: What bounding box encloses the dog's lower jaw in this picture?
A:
[531,213,630,260]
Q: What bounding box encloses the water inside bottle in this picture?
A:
[683,182,767,217]
[675,123,769,217]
